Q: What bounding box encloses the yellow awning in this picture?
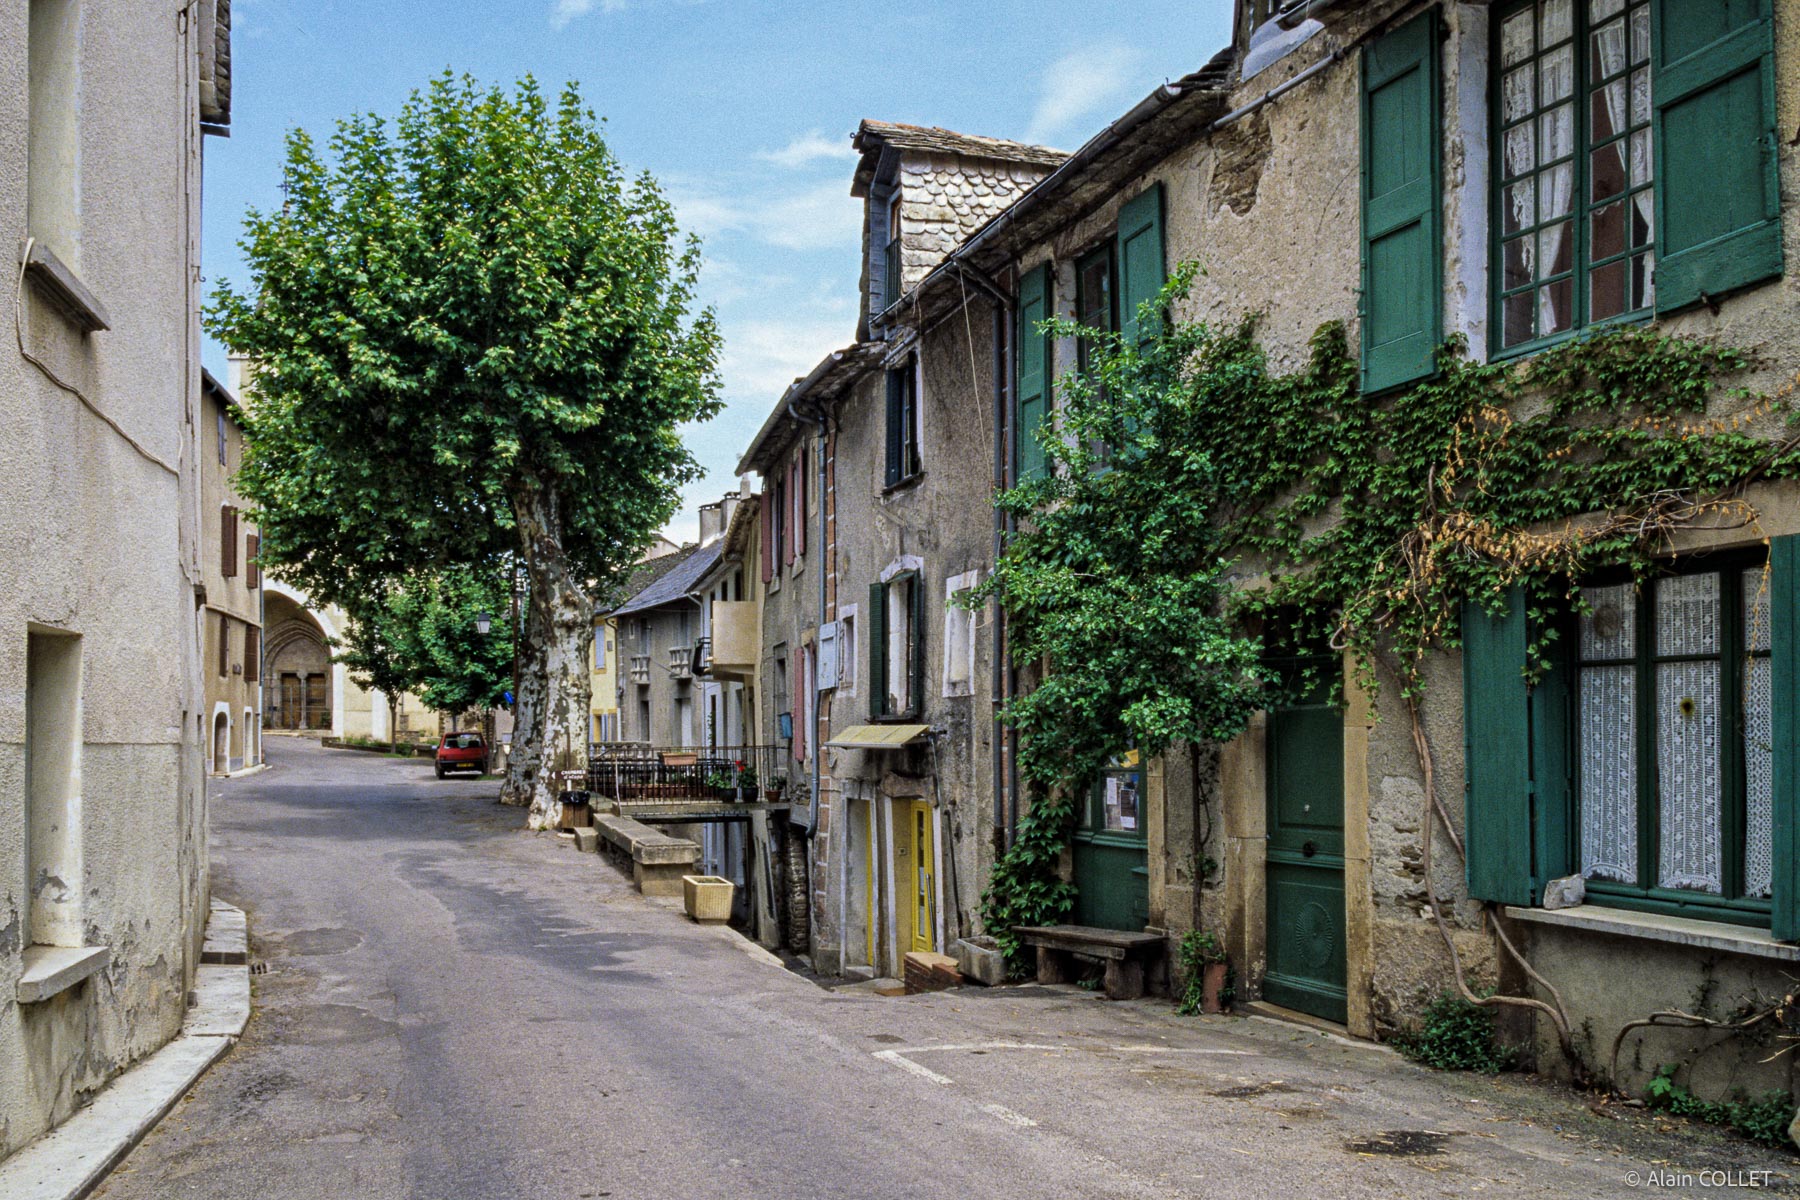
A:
[827,724,930,749]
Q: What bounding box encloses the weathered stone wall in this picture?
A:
[825,301,1002,979]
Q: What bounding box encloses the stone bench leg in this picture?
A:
[1103,957,1145,1001]
[1036,945,1073,985]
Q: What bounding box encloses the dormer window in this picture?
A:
[1242,0,1343,80]
[883,194,903,317]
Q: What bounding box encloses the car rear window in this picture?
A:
[444,734,483,749]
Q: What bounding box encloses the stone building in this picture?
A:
[1,0,231,1161]
[200,370,263,774]
[612,540,719,748]
[865,0,1800,1100]
[737,123,1063,976]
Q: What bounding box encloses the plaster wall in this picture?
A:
[0,1,211,1158]
[199,387,260,771]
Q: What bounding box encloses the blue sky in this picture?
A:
[205,0,1235,543]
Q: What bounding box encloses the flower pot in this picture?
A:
[1201,962,1229,1014]
[682,875,734,924]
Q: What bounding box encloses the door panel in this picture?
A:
[909,801,935,954]
[1264,656,1348,1023]
[1073,765,1148,931]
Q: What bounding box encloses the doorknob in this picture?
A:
[1302,841,1317,859]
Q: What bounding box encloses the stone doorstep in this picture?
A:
[571,827,599,854]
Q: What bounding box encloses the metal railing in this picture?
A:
[586,743,790,806]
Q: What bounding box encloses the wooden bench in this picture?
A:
[1013,925,1165,1000]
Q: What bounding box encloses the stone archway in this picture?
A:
[263,591,333,732]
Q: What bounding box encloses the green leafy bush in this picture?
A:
[1175,930,1227,1016]
[1646,1065,1795,1149]
[1394,991,1516,1074]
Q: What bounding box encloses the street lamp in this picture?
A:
[475,610,492,636]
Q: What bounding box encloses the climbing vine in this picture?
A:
[977,264,1800,975]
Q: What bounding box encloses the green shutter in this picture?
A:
[1462,588,1535,906]
[1359,9,1441,395]
[1015,263,1052,483]
[869,581,888,720]
[1770,536,1800,939]
[885,370,904,488]
[908,573,926,719]
[1652,0,1782,313]
[1116,183,1167,349]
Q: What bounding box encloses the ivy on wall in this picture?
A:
[977,264,1800,957]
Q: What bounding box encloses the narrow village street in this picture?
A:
[93,739,1794,1200]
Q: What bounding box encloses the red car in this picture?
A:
[435,732,489,778]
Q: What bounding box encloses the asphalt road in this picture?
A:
[95,737,1796,1200]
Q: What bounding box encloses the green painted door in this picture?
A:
[1073,758,1148,930]
[1264,656,1348,1023]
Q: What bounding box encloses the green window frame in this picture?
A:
[884,357,921,489]
[1075,243,1116,377]
[1568,554,1773,926]
[1492,0,1656,355]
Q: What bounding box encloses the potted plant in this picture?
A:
[1177,930,1231,1016]
[766,772,787,798]
[703,769,734,800]
[736,762,759,801]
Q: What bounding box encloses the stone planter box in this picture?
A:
[953,936,1006,986]
[683,875,734,924]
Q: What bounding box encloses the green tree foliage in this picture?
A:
[974,267,1269,953]
[209,75,721,822]
[333,567,514,740]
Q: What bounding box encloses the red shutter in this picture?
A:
[246,533,260,588]
[760,495,774,584]
[245,625,260,680]
[218,613,230,676]
[783,461,796,568]
[220,506,238,577]
[796,447,808,556]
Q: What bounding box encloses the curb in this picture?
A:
[0,899,252,1200]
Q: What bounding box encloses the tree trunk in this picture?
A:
[508,484,594,829]
[388,698,399,755]
[500,596,546,806]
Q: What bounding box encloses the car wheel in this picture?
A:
[478,760,489,775]
[435,764,445,779]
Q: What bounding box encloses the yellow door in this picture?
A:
[909,800,935,954]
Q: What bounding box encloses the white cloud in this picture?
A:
[758,130,857,169]
[717,314,857,400]
[551,0,626,29]
[669,179,861,254]
[1026,44,1143,146]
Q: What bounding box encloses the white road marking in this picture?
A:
[872,1049,956,1086]
[980,1103,1038,1128]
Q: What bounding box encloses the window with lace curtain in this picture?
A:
[1495,0,1655,352]
[1575,557,1774,925]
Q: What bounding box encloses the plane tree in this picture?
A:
[211,75,720,823]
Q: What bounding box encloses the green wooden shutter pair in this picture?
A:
[1359,10,1441,396]
[908,572,926,720]
[1469,538,1800,938]
[1116,183,1167,349]
[1015,263,1052,483]
[869,582,888,720]
[1461,588,1570,906]
[1652,0,1783,313]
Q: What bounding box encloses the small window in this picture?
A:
[1494,0,1654,350]
[26,629,83,947]
[218,612,231,677]
[884,359,921,488]
[883,193,903,314]
[220,505,239,578]
[1574,559,1772,922]
[593,625,607,670]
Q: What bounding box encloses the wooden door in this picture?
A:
[1264,654,1348,1023]
[1072,756,1149,930]
[908,800,935,954]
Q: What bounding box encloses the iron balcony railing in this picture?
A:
[586,743,789,807]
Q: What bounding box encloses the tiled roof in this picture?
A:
[611,541,722,617]
[853,121,1070,169]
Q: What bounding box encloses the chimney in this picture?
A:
[698,500,725,547]
[720,490,740,533]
